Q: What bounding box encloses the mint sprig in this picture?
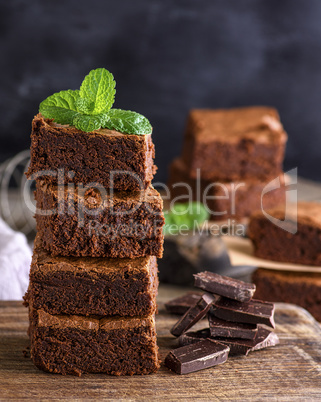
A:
[79,68,115,114]
[104,109,152,135]
[163,202,210,236]
[39,89,80,125]
[39,68,152,135]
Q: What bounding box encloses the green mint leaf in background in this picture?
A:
[72,114,103,132]
[188,201,210,226]
[79,68,115,114]
[163,202,210,235]
[39,90,80,125]
[103,109,152,135]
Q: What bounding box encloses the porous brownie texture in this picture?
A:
[252,268,321,321]
[248,202,321,266]
[26,114,157,191]
[181,107,287,181]
[168,158,285,221]
[24,235,158,317]
[35,180,164,258]
[29,308,159,376]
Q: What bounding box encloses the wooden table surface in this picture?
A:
[1,285,321,401]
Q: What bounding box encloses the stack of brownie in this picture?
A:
[168,107,288,221]
[24,114,165,376]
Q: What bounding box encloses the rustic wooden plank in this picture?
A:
[0,287,321,400]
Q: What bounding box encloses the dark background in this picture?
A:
[1,0,320,182]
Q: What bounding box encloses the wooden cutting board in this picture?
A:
[0,285,321,401]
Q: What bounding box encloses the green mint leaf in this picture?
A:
[39,90,80,125]
[79,68,115,114]
[75,97,95,114]
[103,109,152,135]
[163,202,209,235]
[73,114,103,132]
[38,68,151,135]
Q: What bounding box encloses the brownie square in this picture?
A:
[252,268,321,322]
[168,158,286,221]
[248,202,321,266]
[35,180,164,258]
[181,107,287,181]
[26,114,156,191]
[24,234,158,317]
[29,308,159,376]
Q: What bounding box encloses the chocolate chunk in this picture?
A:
[165,292,203,315]
[208,311,258,340]
[194,271,256,302]
[178,329,211,347]
[170,293,216,337]
[165,339,229,374]
[216,327,280,356]
[178,327,279,356]
[212,297,275,328]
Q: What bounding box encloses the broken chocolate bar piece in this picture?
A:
[208,311,258,340]
[165,292,203,315]
[216,327,280,356]
[178,327,279,356]
[170,293,216,337]
[194,271,256,302]
[212,297,275,328]
[178,329,211,347]
[165,339,229,374]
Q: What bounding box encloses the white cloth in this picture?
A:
[0,218,32,300]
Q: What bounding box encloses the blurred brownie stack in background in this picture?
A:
[24,115,165,376]
[168,107,288,221]
[249,202,321,321]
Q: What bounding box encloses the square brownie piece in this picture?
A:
[29,308,159,376]
[24,234,158,317]
[248,202,321,266]
[26,114,156,191]
[181,107,287,181]
[168,158,285,221]
[35,180,164,258]
[252,268,321,321]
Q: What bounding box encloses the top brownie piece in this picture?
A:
[26,114,156,191]
[248,202,321,266]
[181,106,287,181]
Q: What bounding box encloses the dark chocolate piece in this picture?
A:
[170,293,216,337]
[165,339,229,374]
[165,292,203,315]
[212,297,275,328]
[216,327,280,356]
[194,271,256,302]
[178,329,211,347]
[208,311,257,340]
[178,327,279,356]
